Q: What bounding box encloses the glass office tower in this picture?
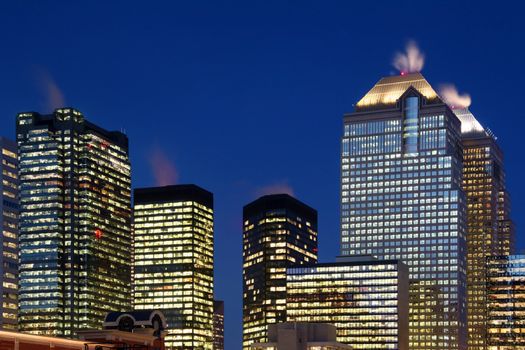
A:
[133,185,214,350]
[242,194,317,349]
[17,108,132,336]
[486,255,525,349]
[213,300,224,350]
[341,73,467,350]
[455,108,514,350]
[286,256,409,350]
[0,138,18,330]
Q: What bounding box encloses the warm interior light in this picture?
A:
[95,229,103,239]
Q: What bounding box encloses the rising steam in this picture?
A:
[255,181,294,197]
[393,41,425,74]
[35,68,65,112]
[439,84,472,109]
[149,147,179,186]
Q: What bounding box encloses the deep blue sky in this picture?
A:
[1,1,525,348]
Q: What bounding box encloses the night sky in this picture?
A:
[1,1,525,348]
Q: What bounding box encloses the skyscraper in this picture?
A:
[486,255,525,349]
[0,138,18,330]
[213,300,224,350]
[242,194,317,349]
[455,108,514,350]
[17,108,132,336]
[340,73,467,350]
[286,256,409,349]
[133,185,214,350]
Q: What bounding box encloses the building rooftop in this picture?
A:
[451,107,496,140]
[243,193,317,220]
[16,108,129,149]
[356,72,439,110]
[134,184,213,208]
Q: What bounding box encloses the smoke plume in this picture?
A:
[149,147,179,186]
[255,181,294,198]
[393,41,425,74]
[439,84,472,109]
[35,68,65,112]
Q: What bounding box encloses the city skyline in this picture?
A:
[1,2,525,349]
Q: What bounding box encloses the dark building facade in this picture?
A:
[341,73,468,350]
[286,256,409,350]
[455,108,514,350]
[16,108,132,336]
[133,185,214,349]
[242,194,318,349]
[213,300,224,350]
[487,255,525,349]
[0,138,18,330]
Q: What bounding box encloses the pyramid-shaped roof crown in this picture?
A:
[356,72,439,110]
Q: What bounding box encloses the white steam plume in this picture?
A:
[35,67,66,112]
[149,146,179,186]
[393,41,425,74]
[439,84,472,109]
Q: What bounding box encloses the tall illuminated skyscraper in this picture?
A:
[133,185,214,350]
[242,194,317,349]
[454,108,514,350]
[17,108,132,336]
[340,73,467,350]
[0,138,18,330]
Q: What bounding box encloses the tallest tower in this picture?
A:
[17,108,132,337]
[340,73,467,350]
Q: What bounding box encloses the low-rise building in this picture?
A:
[251,322,351,350]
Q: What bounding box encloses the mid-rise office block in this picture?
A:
[242,194,317,349]
[17,108,132,336]
[213,300,224,350]
[0,138,18,330]
[341,73,467,349]
[133,185,214,350]
[455,108,514,350]
[286,256,409,350]
[487,255,525,349]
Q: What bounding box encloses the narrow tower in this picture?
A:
[133,185,214,350]
[0,138,18,330]
[242,194,317,349]
[454,108,514,350]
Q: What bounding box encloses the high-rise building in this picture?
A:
[133,185,214,350]
[455,108,514,350]
[16,108,132,336]
[340,73,467,350]
[242,194,317,349]
[286,256,409,350]
[486,255,525,349]
[0,138,18,330]
[213,300,224,350]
